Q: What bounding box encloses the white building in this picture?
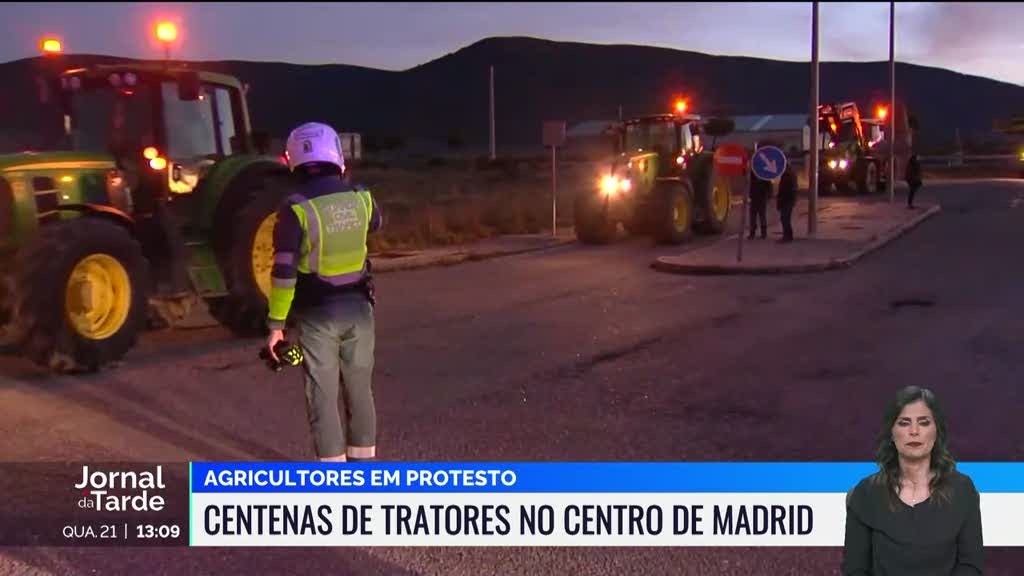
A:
[715,114,810,156]
[337,132,362,161]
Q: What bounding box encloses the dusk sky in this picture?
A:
[1,2,1021,86]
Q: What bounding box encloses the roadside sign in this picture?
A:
[543,121,566,147]
[713,143,749,177]
[543,121,566,238]
[751,145,787,181]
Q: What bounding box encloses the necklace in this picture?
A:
[905,477,928,505]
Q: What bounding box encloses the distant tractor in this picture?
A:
[574,102,735,245]
[0,36,291,372]
[816,102,887,196]
[998,115,1024,178]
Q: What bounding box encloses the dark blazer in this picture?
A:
[842,470,984,576]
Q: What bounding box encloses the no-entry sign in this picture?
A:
[713,143,749,177]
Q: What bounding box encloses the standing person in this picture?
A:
[906,154,923,209]
[777,160,798,243]
[841,386,984,575]
[748,173,770,240]
[267,122,383,463]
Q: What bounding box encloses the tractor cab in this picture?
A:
[619,111,704,174]
[49,65,266,205]
[818,102,866,154]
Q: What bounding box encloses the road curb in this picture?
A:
[371,237,576,273]
[651,204,942,276]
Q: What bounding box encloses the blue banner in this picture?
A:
[189,463,1024,493]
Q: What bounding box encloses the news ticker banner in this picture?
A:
[2,462,1024,547]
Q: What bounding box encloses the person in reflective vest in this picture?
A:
[267,121,382,462]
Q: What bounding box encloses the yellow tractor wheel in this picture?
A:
[12,217,147,373]
[653,180,694,245]
[208,169,291,336]
[64,254,133,341]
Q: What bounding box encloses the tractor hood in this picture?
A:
[0,151,122,253]
[0,150,116,175]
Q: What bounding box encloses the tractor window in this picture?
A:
[624,121,677,154]
[836,121,858,143]
[68,87,154,155]
[213,87,238,155]
[681,125,694,152]
[161,82,218,159]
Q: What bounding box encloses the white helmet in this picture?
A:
[284,122,345,172]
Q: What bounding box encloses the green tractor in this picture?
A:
[0,61,293,373]
[574,106,735,245]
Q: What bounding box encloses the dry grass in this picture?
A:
[357,158,601,251]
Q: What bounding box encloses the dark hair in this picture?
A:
[872,386,957,509]
[295,161,343,183]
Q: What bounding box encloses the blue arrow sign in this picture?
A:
[751,145,787,181]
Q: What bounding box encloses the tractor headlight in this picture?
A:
[838,159,849,170]
[828,160,838,169]
[600,175,631,196]
[600,175,619,195]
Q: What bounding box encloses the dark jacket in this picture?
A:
[777,167,797,209]
[905,156,923,186]
[749,176,772,204]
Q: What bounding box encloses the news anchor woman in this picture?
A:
[842,386,984,575]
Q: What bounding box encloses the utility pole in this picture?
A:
[489,65,496,161]
[808,1,819,236]
[888,0,896,203]
[155,22,178,70]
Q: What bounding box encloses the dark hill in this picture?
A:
[1,36,1021,153]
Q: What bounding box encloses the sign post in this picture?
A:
[543,121,567,237]
[809,1,820,236]
[740,176,748,262]
[888,0,896,204]
[490,66,496,161]
[713,143,750,262]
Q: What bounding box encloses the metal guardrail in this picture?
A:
[919,154,1020,167]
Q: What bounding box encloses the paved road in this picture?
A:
[2,179,1023,574]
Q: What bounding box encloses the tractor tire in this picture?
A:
[11,217,148,373]
[652,180,694,245]
[837,176,856,196]
[857,161,878,196]
[210,162,291,259]
[574,192,616,245]
[0,261,17,346]
[208,171,292,336]
[623,200,651,237]
[691,157,730,235]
